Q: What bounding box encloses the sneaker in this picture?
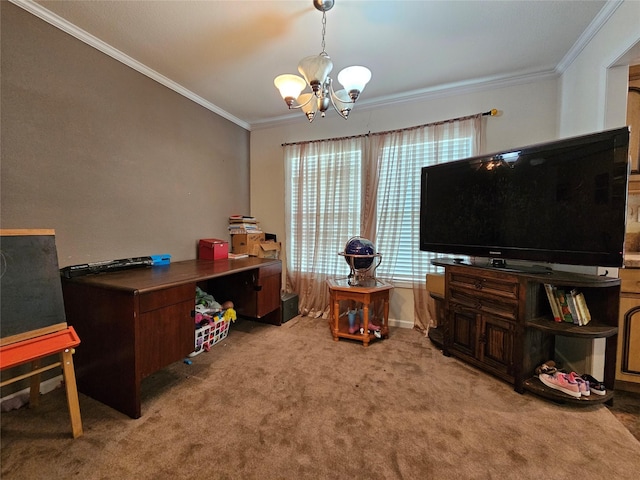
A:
[581,374,606,395]
[568,372,590,396]
[539,372,582,398]
[535,360,558,376]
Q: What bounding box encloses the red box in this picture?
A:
[198,238,229,260]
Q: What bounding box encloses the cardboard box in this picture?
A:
[251,241,281,259]
[199,238,229,260]
[426,273,445,296]
[231,232,265,254]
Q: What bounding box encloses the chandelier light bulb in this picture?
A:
[337,66,371,100]
[274,74,307,106]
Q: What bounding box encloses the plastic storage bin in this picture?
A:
[189,316,230,357]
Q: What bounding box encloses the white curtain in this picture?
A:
[284,136,367,318]
[284,114,485,325]
[370,116,484,331]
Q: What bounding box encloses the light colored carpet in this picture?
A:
[2,316,639,479]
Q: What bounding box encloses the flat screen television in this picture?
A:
[420,127,630,269]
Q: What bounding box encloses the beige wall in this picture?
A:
[1,2,250,266]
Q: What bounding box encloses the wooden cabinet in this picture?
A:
[437,259,620,404]
[444,266,520,384]
[616,268,640,391]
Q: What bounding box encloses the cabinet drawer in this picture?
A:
[450,288,518,322]
[139,284,194,313]
[448,270,519,300]
[257,262,281,278]
[619,268,640,293]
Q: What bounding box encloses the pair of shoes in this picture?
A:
[581,374,606,395]
[535,360,558,376]
[538,372,582,398]
[567,372,590,396]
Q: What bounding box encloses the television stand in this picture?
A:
[433,258,619,405]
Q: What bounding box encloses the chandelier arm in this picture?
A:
[285,93,316,110]
[327,81,354,120]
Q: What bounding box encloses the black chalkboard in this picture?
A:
[0,230,66,338]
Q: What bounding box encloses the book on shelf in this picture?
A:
[543,284,593,326]
[228,252,249,259]
[567,290,581,325]
[543,284,563,322]
[573,291,592,325]
[553,289,574,323]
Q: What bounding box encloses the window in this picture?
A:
[375,137,476,285]
[284,115,482,315]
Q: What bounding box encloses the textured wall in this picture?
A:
[1,2,250,267]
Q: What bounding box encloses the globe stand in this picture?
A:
[339,253,382,286]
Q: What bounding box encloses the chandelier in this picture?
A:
[273,0,371,122]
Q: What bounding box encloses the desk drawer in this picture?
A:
[139,284,194,313]
[257,262,281,278]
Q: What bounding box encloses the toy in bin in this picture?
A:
[190,287,237,357]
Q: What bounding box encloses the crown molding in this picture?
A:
[555,0,624,74]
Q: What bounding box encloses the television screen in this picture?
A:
[420,127,630,268]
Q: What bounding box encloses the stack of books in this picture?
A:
[228,215,262,235]
[543,284,592,326]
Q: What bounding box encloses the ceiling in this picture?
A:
[19,0,618,129]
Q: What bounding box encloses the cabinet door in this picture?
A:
[138,299,194,379]
[256,270,281,317]
[479,314,515,380]
[138,284,195,379]
[618,293,640,383]
[449,305,478,360]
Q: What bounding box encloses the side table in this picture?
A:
[327,277,393,347]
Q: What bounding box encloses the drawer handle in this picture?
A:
[474,280,484,290]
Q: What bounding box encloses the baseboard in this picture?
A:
[389,318,414,329]
[614,379,640,394]
[0,375,62,406]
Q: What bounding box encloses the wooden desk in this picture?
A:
[327,278,393,347]
[62,257,281,418]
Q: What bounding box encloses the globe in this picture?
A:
[344,237,375,270]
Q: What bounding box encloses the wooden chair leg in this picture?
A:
[60,348,83,438]
[29,359,41,408]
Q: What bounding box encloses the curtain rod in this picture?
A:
[281,109,499,147]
